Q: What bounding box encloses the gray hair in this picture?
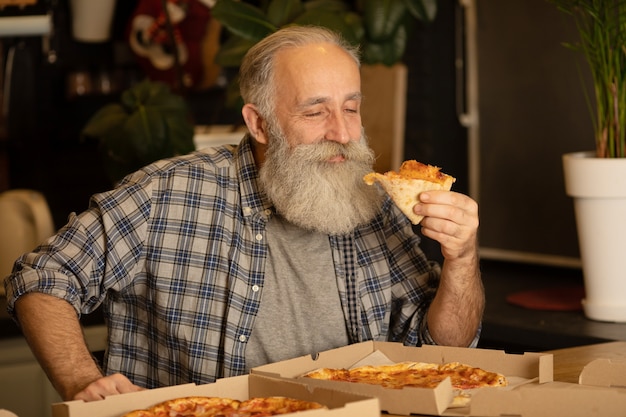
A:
[239,25,361,119]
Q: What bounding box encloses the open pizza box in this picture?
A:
[250,341,553,416]
[464,358,626,416]
[50,373,379,417]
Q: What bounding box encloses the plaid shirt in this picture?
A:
[6,135,478,389]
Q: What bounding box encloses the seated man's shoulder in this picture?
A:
[141,146,238,179]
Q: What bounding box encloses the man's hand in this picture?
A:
[73,373,145,401]
[14,294,145,401]
[413,190,479,261]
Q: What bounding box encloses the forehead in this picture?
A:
[272,42,361,102]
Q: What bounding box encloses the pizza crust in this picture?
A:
[364,160,456,225]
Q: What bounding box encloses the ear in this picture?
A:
[242,104,269,145]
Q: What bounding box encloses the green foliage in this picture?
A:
[211,0,437,107]
[81,79,195,184]
[550,0,626,158]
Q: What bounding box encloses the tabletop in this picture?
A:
[479,261,626,352]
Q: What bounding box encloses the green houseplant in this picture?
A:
[211,0,437,106]
[551,0,626,158]
[212,0,437,66]
[81,79,196,185]
[551,0,626,322]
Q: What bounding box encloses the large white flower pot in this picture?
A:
[563,151,626,322]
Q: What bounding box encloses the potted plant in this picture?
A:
[551,0,626,322]
[210,0,436,172]
[81,79,196,185]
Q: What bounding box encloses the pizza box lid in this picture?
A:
[578,358,626,388]
[251,341,553,416]
[50,374,379,417]
[466,381,626,417]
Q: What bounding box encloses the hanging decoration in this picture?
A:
[128,0,217,91]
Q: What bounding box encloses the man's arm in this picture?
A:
[414,190,484,347]
[15,293,142,401]
[426,252,484,346]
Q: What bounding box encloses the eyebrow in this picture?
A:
[297,92,363,109]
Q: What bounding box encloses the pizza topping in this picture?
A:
[120,396,325,417]
[363,160,456,225]
[364,160,454,186]
[237,397,325,416]
[302,361,508,391]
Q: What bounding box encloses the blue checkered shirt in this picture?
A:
[6,135,478,388]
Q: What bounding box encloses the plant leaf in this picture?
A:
[84,79,195,183]
[404,0,437,22]
[363,0,407,42]
[81,104,128,139]
[362,22,407,66]
[124,106,166,163]
[292,9,360,45]
[166,115,196,155]
[212,0,277,41]
[345,12,365,43]
[304,0,351,13]
[214,36,257,67]
[267,0,305,27]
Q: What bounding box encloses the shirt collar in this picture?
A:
[235,134,274,222]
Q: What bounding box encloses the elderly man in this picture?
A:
[5,26,483,402]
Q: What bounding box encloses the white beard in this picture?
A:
[258,123,384,235]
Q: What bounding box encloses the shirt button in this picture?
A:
[239,335,247,342]
[252,285,260,292]
[255,233,263,241]
[264,209,272,216]
[243,207,252,215]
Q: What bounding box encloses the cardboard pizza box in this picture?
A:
[468,381,626,417]
[466,358,626,416]
[578,358,626,388]
[250,341,553,416]
[50,373,379,417]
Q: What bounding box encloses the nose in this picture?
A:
[324,111,355,144]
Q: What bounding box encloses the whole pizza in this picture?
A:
[302,361,507,390]
[120,395,325,417]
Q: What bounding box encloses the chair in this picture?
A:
[0,189,55,295]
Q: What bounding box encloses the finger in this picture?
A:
[73,374,144,402]
[415,193,478,228]
[113,375,145,394]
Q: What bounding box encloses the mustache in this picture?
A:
[289,137,375,164]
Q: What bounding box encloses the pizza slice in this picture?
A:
[363,160,456,224]
[237,396,326,416]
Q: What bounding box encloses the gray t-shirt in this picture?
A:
[245,214,349,370]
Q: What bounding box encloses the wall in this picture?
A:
[469,0,592,266]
